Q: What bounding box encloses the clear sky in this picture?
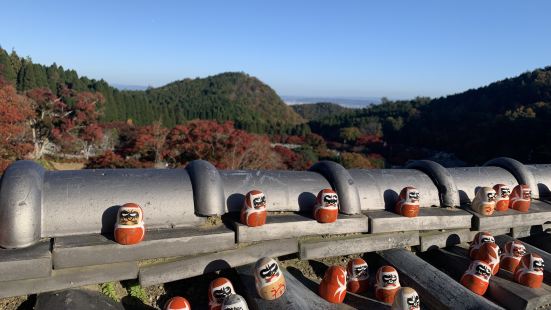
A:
[1,1,550,99]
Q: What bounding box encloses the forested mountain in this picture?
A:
[291,102,354,121]
[0,47,308,135]
[3,45,551,166]
[311,68,551,164]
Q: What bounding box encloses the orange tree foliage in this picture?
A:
[50,91,105,157]
[0,77,34,172]
[164,120,283,169]
[133,122,168,163]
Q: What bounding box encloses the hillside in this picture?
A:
[0,47,307,135]
[291,102,354,121]
[310,68,551,164]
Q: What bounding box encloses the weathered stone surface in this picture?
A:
[35,289,124,310]
[366,207,472,233]
[424,246,551,309]
[379,248,502,310]
[419,228,510,252]
[234,213,368,243]
[53,225,235,269]
[0,239,51,282]
[139,238,298,287]
[470,201,551,230]
[236,265,356,310]
[299,231,419,260]
[0,261,138,298]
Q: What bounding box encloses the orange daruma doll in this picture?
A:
[114,203,145,245]
[313,189,339,223]
[394,186,420,218]
[240,190,267,227]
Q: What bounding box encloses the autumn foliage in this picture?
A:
[164,120,283,169]
[0,77,34,170]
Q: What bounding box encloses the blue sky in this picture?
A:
[1,1,550,98]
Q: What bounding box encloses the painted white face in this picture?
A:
[498,186,511,199]
[484,189,497,202]
[476,233,495,245]
[256,258,282,287]
[349,261,369,280]
[210,281,234,303]
[380,271,399,288]
[468,261,491,281]
[321,192,338,209]
[511,243,527,258]
[531,256,545,273]
[522,187,532,200]
[248,192,266,210]
[117,206,143,226]
[399,289,420,310]
[405,188,420,204]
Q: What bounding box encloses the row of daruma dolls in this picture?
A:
[163,256,285,310]
[460,232,545,296]
[110,186,421,245]
[242,186,423,228]
[471,184,532,216]
[162,257,420,310]
[319,258,420,309]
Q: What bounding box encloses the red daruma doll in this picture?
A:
[346,258,369,294]
[375,266,401,304]
[240,190,267,227]
[468,232,495,260]
[114,203,145,245]
[460,260,492,295]
[313,189,339,223]
[509,184,531,212]
[493,184,511,211]
[514,253,545,288]
[395,186,420,218]
[164,296,191,310]
[319,266,347,304]
[475,243,500,275]
[208,277,235,310]
[500,240,527,272]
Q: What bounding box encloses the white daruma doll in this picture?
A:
[395,186,420,218]
[313,189,339,223]
[221,294,249,310]
[468,232,495,260]
[240,190,267,227]
[460,260,491,295]
[509,184,531,212]
[114,203,145,245]
[375,265,401,304]
[208,277,235,310]
[254,257,286,300]
[471,187,496,216]
[319,265,347,304]
[391,287,420,310]
[514,253,544,288]
[493,184,511,211]
[164,296,191,310]
[500,240,527,272]
[346,258,369,294]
